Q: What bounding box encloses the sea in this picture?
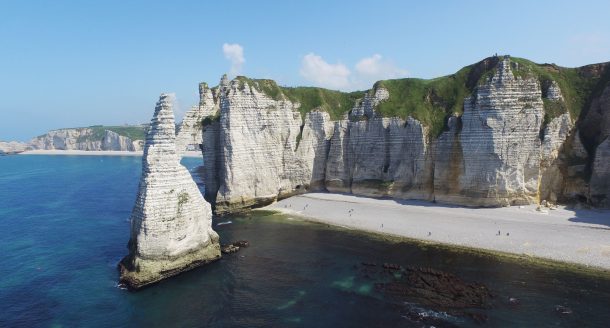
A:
[1,155,609,327]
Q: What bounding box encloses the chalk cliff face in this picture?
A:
[583,84,610,207]
[199,57,610,211]
[119,94,220,289]
[175,82,220,153]
[0,141,30,154]
[211,79,305,214]
[435,58,545,206]
[29,127,142,151]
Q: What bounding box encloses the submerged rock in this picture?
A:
[220,240,250,254]
[359,263,492,325]
[119,94,220,290]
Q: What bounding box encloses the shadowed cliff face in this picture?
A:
[188,56,610,212]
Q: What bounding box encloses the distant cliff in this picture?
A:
[189,56,610,211]
[0,141,30,155]
[29,125,147,151]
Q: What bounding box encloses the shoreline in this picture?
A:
[262,193,610,272]
[17,149,202,158]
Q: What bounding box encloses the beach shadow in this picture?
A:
[568,208,610,228]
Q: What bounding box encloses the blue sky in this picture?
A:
[1,0,609,141]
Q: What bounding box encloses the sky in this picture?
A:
[1,0,609,141]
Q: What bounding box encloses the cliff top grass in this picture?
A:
[371,57,499,137]
[235,76,365,120]
[40,125,147,142]
[510,57,610,123]
[234,56,609,138]
[88,125,147,141]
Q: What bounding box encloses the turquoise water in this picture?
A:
[1,155,609,327]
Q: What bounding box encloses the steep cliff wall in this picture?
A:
[119,94,220,289]
[29,126,146,151]
[175,82,220,153]
[199,56,610,211]
[435,58,545,206]
[582,83,610,206]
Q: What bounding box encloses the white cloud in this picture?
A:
[299,53,351,90]
[222,43,245,76]
[355,54,408,80]
[299,53,408,90]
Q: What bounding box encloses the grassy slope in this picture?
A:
[228,58,609,139]
[373,66,475,137]
[235,76,365,120]
[75,125,147,142]
[510,57,606,124]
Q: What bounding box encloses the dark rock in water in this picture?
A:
[382,263,402,271]
[361,263,492,325]
[221,244,240,254]
[232,240,249,247]
[221,240,250,254]
[464,312,488,324]
[555,305,573,315]
[508,297,520,306]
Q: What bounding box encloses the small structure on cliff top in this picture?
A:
[119,93,220,290]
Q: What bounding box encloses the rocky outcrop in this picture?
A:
[119,94,220,290]
[175,82,220,153]
[543,80,564,101]
[199,57,610,211]
[29,128,141,151]
[350,87,389,118]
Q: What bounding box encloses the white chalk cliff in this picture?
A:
[175,82,221,153]
[29,127,143,151]
[119,94,220,289]
[196,56,609,210]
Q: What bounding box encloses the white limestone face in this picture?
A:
[544,80,564,101]
[213,79,306,213]
[437,57,545,206]
[294,111,335,188]
[200,58,608,211]
[119,94,220,289]
[29,128,138,151]
[175,83,220,154]
[539,114,573,202]
[350,87,389,118]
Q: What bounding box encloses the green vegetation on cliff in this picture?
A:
[235,76,364,120]
[88,125,147,141]
[372,58,498,137]
[510,57,609,123]
[72,125,147,143]
[235,57,609,138]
